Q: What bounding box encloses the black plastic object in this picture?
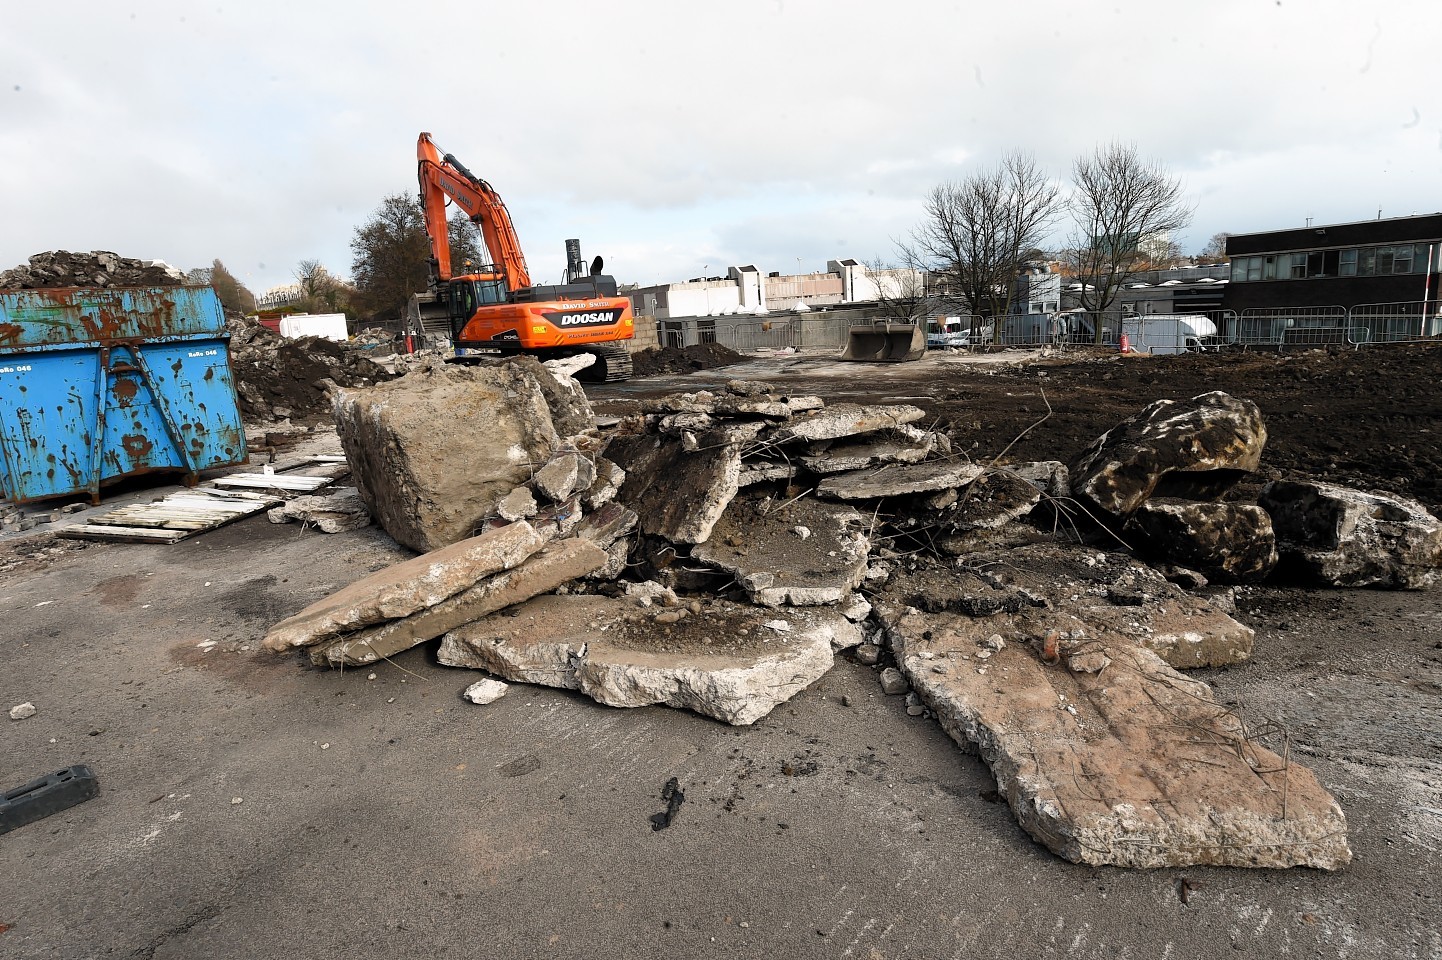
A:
[0,765,99,835]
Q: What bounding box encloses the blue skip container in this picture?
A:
[0,285,248,503]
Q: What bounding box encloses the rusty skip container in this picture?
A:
[0,285,247,503]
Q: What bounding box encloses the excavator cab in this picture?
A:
[445,275,507,339]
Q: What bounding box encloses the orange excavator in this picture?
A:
[413,131,634,381]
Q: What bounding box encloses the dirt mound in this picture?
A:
[927,343,1442,512]
[0,250,187,289]
[227,316,398,424]
[631,343,746,378]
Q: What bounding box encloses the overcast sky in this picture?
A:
[4,0,1439,296]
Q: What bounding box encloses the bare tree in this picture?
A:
[1065,143,1193,342]
[1197,231,1231,264]
[293,260,354,314]
[862,256,933,324]
[905,152,1060,332]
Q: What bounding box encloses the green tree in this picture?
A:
[446,208,487,275]
[207,259,256,314]
[350,193,430,325]
[349,194,493,325]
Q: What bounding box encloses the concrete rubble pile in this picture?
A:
[262,372,1442,870]
[227,316,397,424]
[0,250,187,289]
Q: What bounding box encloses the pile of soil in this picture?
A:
[228,316,398,424]
[631,343,746,377]
[0,250,186,289]
[925,344,1442,512]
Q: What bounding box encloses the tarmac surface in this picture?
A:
[2,350,1440,959]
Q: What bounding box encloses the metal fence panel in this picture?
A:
[1235,306,1348,348]
[1349,301,1442,344]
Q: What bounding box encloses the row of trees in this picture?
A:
[899,142,1213,343]
[192,194,483,326]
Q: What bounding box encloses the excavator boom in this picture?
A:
[412,132,634,381]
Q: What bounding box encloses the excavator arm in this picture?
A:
[417,132,532,290]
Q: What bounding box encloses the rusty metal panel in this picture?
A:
[0,286,224,348]
[0,286,248,503]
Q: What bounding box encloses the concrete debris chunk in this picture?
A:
[880,603,1351,870]
[438,595,840,725]
[262,521,545,652]
[816,461,986,501]
[1130,500,1278,584]
[496,485,539,522]
[462,678,510,705]
[333,359,572,551]
[1259,479,1442,588]
[772,403,926,443]
[574,501,639,549]
[692,495,870,606]
[606,431,743,545]
[265,487,372,534]
[880,543,1254,669]
[1004,461,1071,500]
[311,537,609,667]
[532,452,582,503]
[9,702,37,720]
[1070,391,1267,517]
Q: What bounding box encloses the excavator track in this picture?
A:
[577,342,632,383]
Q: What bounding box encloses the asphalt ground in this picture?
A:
[1,354,1439,959]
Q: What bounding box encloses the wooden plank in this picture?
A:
[58,524,189,544]
[213,474,334,491]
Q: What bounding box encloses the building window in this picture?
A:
[1339,249,1357,276]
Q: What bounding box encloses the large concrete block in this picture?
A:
[333,360,578,552]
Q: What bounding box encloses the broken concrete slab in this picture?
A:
[582,458,625,510]
[333,360,569,551]
[771,403,927,443]
[816,461,985,501]
[262,521,546,652]
[878,543,1254,669]
[880,603,1351,870]
[1259,479,1442,588]
[606,430,743,544]
[738,461,798,487]
[1130,500,1279,584]
[692,495,871,606]
[914,469,1042,534]
[310,537,609,667]
[1070,392,1267,518]
[714,395,826,419]
[438,595,845,724]
[265,487,372,534]
[797,426,939,474]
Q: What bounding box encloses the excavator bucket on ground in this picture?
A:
[839,321,927,362]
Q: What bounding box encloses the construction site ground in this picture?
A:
[2,346,1440,960]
